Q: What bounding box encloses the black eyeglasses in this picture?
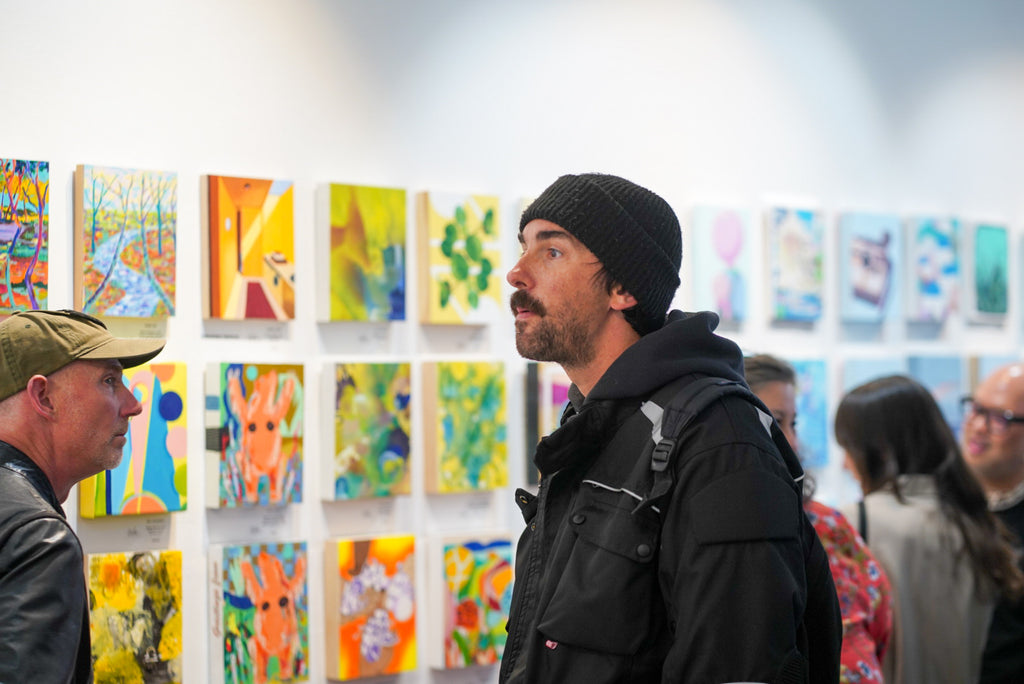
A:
[961,397,1024,435]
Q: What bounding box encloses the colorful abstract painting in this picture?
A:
[904,216,959,323]
[205,175,295,320]
[838,212,901,323]
[790,359,829,469]
[765,207,823,322]
[423,361,507,493]
[324,535,416,680]
[322,183,406,321]
[0,159,48,312]
[691,206,752,323]
[417,192,502,324]
[428,535,513,670]
[80,362,187,518]
[75,165,177,318]
[88,549,182,683]
[964,221,1008,322]
[908,355,964,434]
[210,542,309,684]
[205,363,304,508]
[330,362,411,500]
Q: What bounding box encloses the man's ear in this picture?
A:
[24,375,56,418]
[609,285,638,311]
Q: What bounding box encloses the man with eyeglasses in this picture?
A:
[962,362,1024,684]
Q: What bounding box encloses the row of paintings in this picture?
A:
[80,360,507,518]
[525,352,1020,476]
[8,157,1022,331]
[694,206,1012,326]
[87,533,512,683]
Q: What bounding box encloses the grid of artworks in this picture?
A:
[0,158,48,312]
[323,535,416,680]
[209,542,309,684]
[205,363,304,508]
[203,175,295,321]
[417,191,502,325]
[80,361,187,518]
[427,534,513,670]
[423,361,507,494]
[327,362,412,501]
[318,183,406,322]
[765,206,824,323]
[74,165,178,318]
[87,549,183,684]
[690,206,752,324]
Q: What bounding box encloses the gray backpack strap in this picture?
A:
[633,376,804,515]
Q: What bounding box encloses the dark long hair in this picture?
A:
[834,375,1024,600]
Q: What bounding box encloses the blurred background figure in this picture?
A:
[745,354,892,684]
[835,375,1024,684]
[961,362,1024,684]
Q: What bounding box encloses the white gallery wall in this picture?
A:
[3,0,1024,682]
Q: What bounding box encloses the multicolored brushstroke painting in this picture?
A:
[88,550,183,683]
[331,363,411,500]
[424,361,507,493]
[205,176,295,320]
[206,363,304,508]
[418,192,502,324]
[76,165,177,318]
[326,184,406,321]
[212,542,309,683]
[0,159,48,312]
[80,362,187,517]
[325,535,416,680]
[434,536,512,669]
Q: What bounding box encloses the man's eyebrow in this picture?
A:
[519,229,574,245]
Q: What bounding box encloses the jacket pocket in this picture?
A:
[537,486,660,655]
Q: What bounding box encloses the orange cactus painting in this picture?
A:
[203,175,295,320]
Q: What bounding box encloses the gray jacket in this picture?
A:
[0,441,92,684]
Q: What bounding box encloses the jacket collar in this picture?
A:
[0,440,64,516]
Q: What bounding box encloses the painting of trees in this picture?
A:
[0,159,49,313]
[75,165,177,318]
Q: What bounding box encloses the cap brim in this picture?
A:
[79,337,166,369]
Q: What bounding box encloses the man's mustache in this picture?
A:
[510,290,547,317]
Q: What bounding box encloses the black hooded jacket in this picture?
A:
[500,310,825,683]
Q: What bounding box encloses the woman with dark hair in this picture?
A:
[835,374,1024,684]
[745,354,892,684]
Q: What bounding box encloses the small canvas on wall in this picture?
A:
[317,183,406,322]
[765,207,823,322]
[202,175,295,320]
[74,165,177,318]
[324,534,416,680]
[80,362,187,518]
[908,355,964,435]
[904,216,959,323]
[423,361,507,494]
[790,359,828,469]
[209,542,309,684]
[842,357,908,392]
[87,549,183,684]
[205,363,304,508]
[328,362,411,500]
[417,192,502,324]
[963,221,1008,323]
[0,158,48,312]
[691,206,752,324]
[427,534,513,670]
[838,212,901,323]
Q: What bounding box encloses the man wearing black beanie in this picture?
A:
[500,174,841,683]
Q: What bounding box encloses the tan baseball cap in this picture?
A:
[0,309,166,402]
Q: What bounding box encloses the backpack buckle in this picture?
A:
[651,438,674,473]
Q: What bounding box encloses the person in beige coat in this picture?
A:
[835,375,1023,684]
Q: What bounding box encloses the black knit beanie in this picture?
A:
[520,173,682,330]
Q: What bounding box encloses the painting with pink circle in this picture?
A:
[690,206,752,324]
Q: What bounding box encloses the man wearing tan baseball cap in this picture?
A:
[0,309,165,684]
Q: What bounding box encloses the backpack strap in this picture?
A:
[633,375,805,515]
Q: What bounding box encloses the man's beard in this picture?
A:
[510,290,595,369]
